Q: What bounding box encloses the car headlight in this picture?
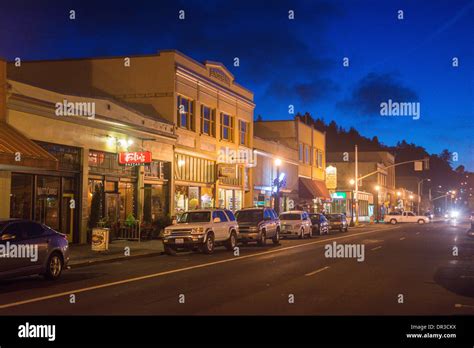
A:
[191,227,205,235]
[163,229,171,236]
[451,211,459,218]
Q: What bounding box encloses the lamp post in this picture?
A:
[349,179,355,226]
[409,194,414,211]
[375,185,380,223]
[417,178,431,215]
[274,158,282,214]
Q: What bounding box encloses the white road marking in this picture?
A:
[371,246,383,251]
[399,237,406,240]
[305,266,330,277]
[0,225,402,309]
[416,232,420,235]
[454,303,474,308]
[460,275,474,279]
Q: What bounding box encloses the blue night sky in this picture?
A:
[0,0,472,169]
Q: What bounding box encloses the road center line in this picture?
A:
[416,232,420,235]
[455,303,474,308]
[371,246,382,251]
[399,237,406,240]
[305,266,330,276]
[0,225,402,310]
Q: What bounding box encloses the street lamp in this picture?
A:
[349,179,355,226]
[274,158,282,214]
[375,185,380,223]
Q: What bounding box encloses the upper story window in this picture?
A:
[299,143,304,162]
[201,105,216,137]
[304,145,310,164]
[239,120,249,146]
[177,95,194,131]
[220,113,234,142]
[317,149,323,168]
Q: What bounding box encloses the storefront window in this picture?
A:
[35,176,60,230]
[200,186,214,208]
[218,189,242,211]
[10,174,34,219]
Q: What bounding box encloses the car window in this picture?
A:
[280,213,301,220]
[264,209,272,220]
[1,222,25,241]
[180,211,211,223]
[407,212,415,216]
[213,211,228,222]
[24,222,45,238]
[235,210,262,222]
[224,210,236,221]
[270,209,278,220]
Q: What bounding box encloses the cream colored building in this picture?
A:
[254,116,330,212]
[8,50,255,212]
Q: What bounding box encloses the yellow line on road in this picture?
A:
[371,246,383,251]
[0,225,402,310]
[305,266,330,277]
[399,237,406,240]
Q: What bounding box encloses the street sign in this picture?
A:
[326,165,337,189]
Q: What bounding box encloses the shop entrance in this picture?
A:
[61,193,75,242]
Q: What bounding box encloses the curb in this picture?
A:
[69,251,165,269]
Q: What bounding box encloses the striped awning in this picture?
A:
[0,122,58,170]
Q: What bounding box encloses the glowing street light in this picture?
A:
[274,158,282,166]
[349,179,355,186]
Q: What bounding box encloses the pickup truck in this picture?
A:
[384,211,430,225]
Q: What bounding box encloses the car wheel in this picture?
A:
[319,226,324,236]
[390,219,397,225]
[201,233,215,254]
[225,231,237,251]
[307,227,312,238]
[164,244,177,256]
[258,231,266,246]
[418,219,425,225]
[272,229,280,245]
[344,226,348,232]
[299,228,305,239]
[43,252,63,280]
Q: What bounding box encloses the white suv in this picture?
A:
[162,209,239,255]
[279,210,312,238]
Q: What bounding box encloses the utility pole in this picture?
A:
[354,145,359,226]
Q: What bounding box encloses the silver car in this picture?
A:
[0,219,69,280]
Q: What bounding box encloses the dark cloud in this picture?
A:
[337,72,419,115]
[267,78,339,104]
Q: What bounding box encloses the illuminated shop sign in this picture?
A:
[118,151,152,166]
[331,192,347,199]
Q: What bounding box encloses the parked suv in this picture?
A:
[279,211,312,239]
[325,213,349,233]
[235,208,280,246]
[162,209,239,255]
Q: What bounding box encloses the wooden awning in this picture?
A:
[299,177,331,200]
[0,122,58,170]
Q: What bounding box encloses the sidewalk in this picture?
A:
[68,239,164,268]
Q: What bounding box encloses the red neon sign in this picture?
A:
[118,151,152,166]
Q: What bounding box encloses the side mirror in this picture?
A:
[213,217,221,223]
[1,233,16,241]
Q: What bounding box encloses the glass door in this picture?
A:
[61,193,74,242]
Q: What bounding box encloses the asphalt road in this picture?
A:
[1,219,473,315]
